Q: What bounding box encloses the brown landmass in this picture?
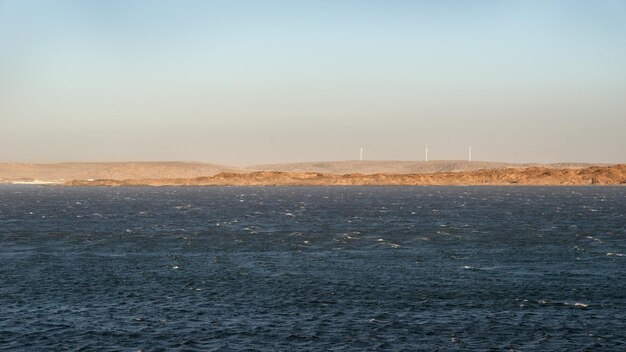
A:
[0,160,607,183]
[0,162,241,183]
[248,160,604,175]
[63,164,626,186]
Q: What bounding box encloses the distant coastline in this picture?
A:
[1,162,623,186]
[61,165,625,186]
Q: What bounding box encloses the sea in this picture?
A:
[1,185,625,351]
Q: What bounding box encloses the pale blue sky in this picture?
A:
[1,0,625,164]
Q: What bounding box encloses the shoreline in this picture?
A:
[2,165,624,187]
[53,165,625,187]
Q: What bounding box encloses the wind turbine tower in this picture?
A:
[468,145,472,162]
[425,145,429,162]
[360,147,363,161]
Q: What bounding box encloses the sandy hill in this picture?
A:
[65,164,626,186]
[248,160,603,175]
[0,162,241,182]
[0,160,611,184]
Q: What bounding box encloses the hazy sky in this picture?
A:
[1,0,625,165]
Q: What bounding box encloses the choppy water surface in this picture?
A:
[1,186,625,351]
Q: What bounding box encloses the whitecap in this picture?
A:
[564,302,588,308]
[607,253,625,257]
[451,337,463,344]
[585,235,605,244]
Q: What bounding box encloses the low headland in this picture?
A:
[1,161,624,186]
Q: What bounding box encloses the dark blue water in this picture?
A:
[1,186,625,351]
